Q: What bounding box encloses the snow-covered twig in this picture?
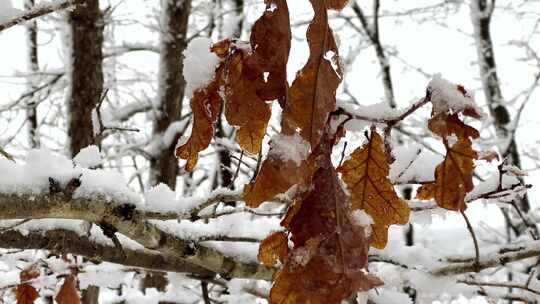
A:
[0,0,84,32]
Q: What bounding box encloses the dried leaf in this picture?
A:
[281,0,342,148]
[55,275,81,304]
[224,50,271,154]
[268,135,382,304]
[258,231,289,267]
[326,0,350,10]
[15,284,39,304]
[416,113,479,211]
[246,0,291,103]
[175,66,224,171]
[20,264,40,282]
[337,130,410,249]
[224,0,291,154]
[244,151,312,208]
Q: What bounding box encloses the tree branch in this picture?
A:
[0,0,84,32]
[0,193,273,280]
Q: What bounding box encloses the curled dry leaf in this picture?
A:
[337,130,410,249]
[55,275,81,304]
[224,49,271,154]
[281,0,342,148]
[177,0,291,168]
[258,231,289,267]
[416,113,479,211]
[175,65,224,171]
[269,136,382,304]
[15,284,39,304]
[224,0,291,154]
[245,0,341,207]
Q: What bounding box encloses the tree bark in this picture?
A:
[67,1,104,301]
[25,0,40,148]
[149,0,191,188]
[67,0,104,157]
[470,0,530,212]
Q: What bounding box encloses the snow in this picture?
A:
[0,149,143,207]
[351,209,374,227]
[0,0,22,23]
[428,74,484,118]
[183,37,220,98]
[269,133,310,165]
[73,145,102,168]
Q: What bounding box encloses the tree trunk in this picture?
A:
[67,0,104,157]
[149,0,191,188]
[470,0,530,213]
[25,0,39,148]
[68,1,104,302]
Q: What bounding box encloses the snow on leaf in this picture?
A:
[175,64,224,171]
[337,130,410,249]
[428,74,484,119]
[416,113,479,211]
[55,275,81,304]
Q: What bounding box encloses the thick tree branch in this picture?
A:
[0,228,214,277]
[0,193,273,280]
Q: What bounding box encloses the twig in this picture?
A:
[461,210,481,270]
[0,0,84,32]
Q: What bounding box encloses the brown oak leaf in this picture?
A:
[55,275,81,304]
[337,130,410,249]
[268,133,382,304]
[15,284,39,304]
[175,65,224,171]
[223,49,271,154]
[281,0,342,148]
[416,113,479,211]
[258,231,289,267]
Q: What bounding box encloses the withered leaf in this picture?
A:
[175,65,224,171]
[326,0,350,10]
[15,284,39,304]
[246,0,291,103]
[337,130,410,249]
[20,264,40,282]
[281,0,342,148]
[244,150,312,208]
[416,114,478,211]
[258,231,289,267]
[225,0,290,154]
[55,275,81,304]
[268,135,382,304]
[223,49,271,154]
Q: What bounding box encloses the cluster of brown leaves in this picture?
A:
[15,264,81,304]
[176,0,291,170]
[176,0,485,303]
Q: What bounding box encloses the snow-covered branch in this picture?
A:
[0,0,84,32]
[0,192,273,280]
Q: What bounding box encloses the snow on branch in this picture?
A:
[0,228,214,277]
[0,0,84,32]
